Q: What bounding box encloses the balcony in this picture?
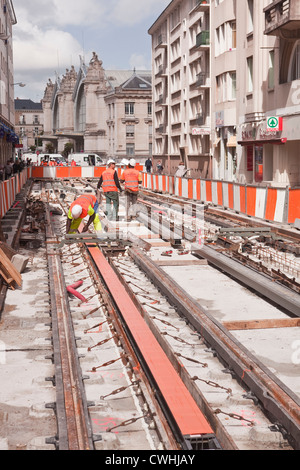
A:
[156,34,167,48]
[195,71,210,88]
[157,64,167,77]
[264,0,300,38]
[195,0,210,12]
[196,31,210,49]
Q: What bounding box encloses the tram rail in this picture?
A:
[0,178,299,450]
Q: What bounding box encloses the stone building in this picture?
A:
[14,99,43,153]
[0,0,18,167]
[42,53,152,162]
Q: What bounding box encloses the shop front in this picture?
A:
[238,120,287,184]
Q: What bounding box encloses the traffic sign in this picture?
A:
[267,116,282,132]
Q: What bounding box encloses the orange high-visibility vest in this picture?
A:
[70,194,97,219]
[121,168,141,192]
[102,169,118,193]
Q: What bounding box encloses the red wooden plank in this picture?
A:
[88,246,213,437]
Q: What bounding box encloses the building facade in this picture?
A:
[42,53,152,162]
[149,0,212,178]
[0,0,18,167]
[150,0,300,186]
[14,99,43,153]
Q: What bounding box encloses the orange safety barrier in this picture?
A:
[288,189,300,224]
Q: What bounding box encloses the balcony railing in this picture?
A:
[196,31,210,48]
[264,0,300,38]
[195,0,210,10]
[195,71,210,87]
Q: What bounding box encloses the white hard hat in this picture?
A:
[71,205,82,219]
[129,158,136,167]
[121,158,129,166]
[107,159,115,165]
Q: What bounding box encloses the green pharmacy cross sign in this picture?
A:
[267,116,283,132]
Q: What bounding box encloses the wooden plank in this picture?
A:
[0,247,22,286]
[0,241,17,260]
[223,318,300,331]
[156,259,208,266]
[148,241,172,247]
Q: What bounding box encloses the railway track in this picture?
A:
[0,178,299,451]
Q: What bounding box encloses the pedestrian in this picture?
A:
[145,157,152,173]
[0,165,4,181]
[4,160,12,179]
[66,194,102,234]
[175,162,188,178]
[120,158,142,221]
[97,159,122,221]
[156,160,164,175]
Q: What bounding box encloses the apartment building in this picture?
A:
[42,53,152,162]
[149,0,212,178]
[0,0,18,166]
[14,99,43,152]
[150,0,300,186]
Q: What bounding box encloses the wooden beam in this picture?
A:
[156,259,208,267]
[0,247,22,287]
[223,318,300,331]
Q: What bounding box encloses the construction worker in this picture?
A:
[97,159,122,221]
[120,158,142,221]
[66,194,102,234]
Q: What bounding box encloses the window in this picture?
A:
[268,50,275,89]
[125,102,134,115]
[229,72,236,100]
[289,42,300,81]
[247,56,253,93]
[126,143,135,156]
[247,0,254,34]
[126,125,134,138]
[148,102,152,115]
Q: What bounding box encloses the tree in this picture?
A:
[62,142,74,159]
[45,143,55,154]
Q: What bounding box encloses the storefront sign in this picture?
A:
[267,116,283,132]
[192,128,210,135]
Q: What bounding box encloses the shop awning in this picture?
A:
[227,136,237,147]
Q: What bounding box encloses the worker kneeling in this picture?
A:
[66,194,102,234]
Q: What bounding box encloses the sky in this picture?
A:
[12,0,171,102]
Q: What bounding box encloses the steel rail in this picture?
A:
[44,197,94,451]
[128,246,300,450]
[84,243,219,450]
[79,244,179,450]
[192,244,300,317]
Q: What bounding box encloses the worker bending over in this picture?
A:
[66,194,102,234]
[120,159,142,221]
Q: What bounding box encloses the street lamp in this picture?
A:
[13,82,26,87]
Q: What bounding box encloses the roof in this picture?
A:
[105,70,151,91]
[14,99,43,111]
[121,72,152,90]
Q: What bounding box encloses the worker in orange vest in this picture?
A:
[66,194,102,234]
[97,160,122,221]
[120,158,142,221]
